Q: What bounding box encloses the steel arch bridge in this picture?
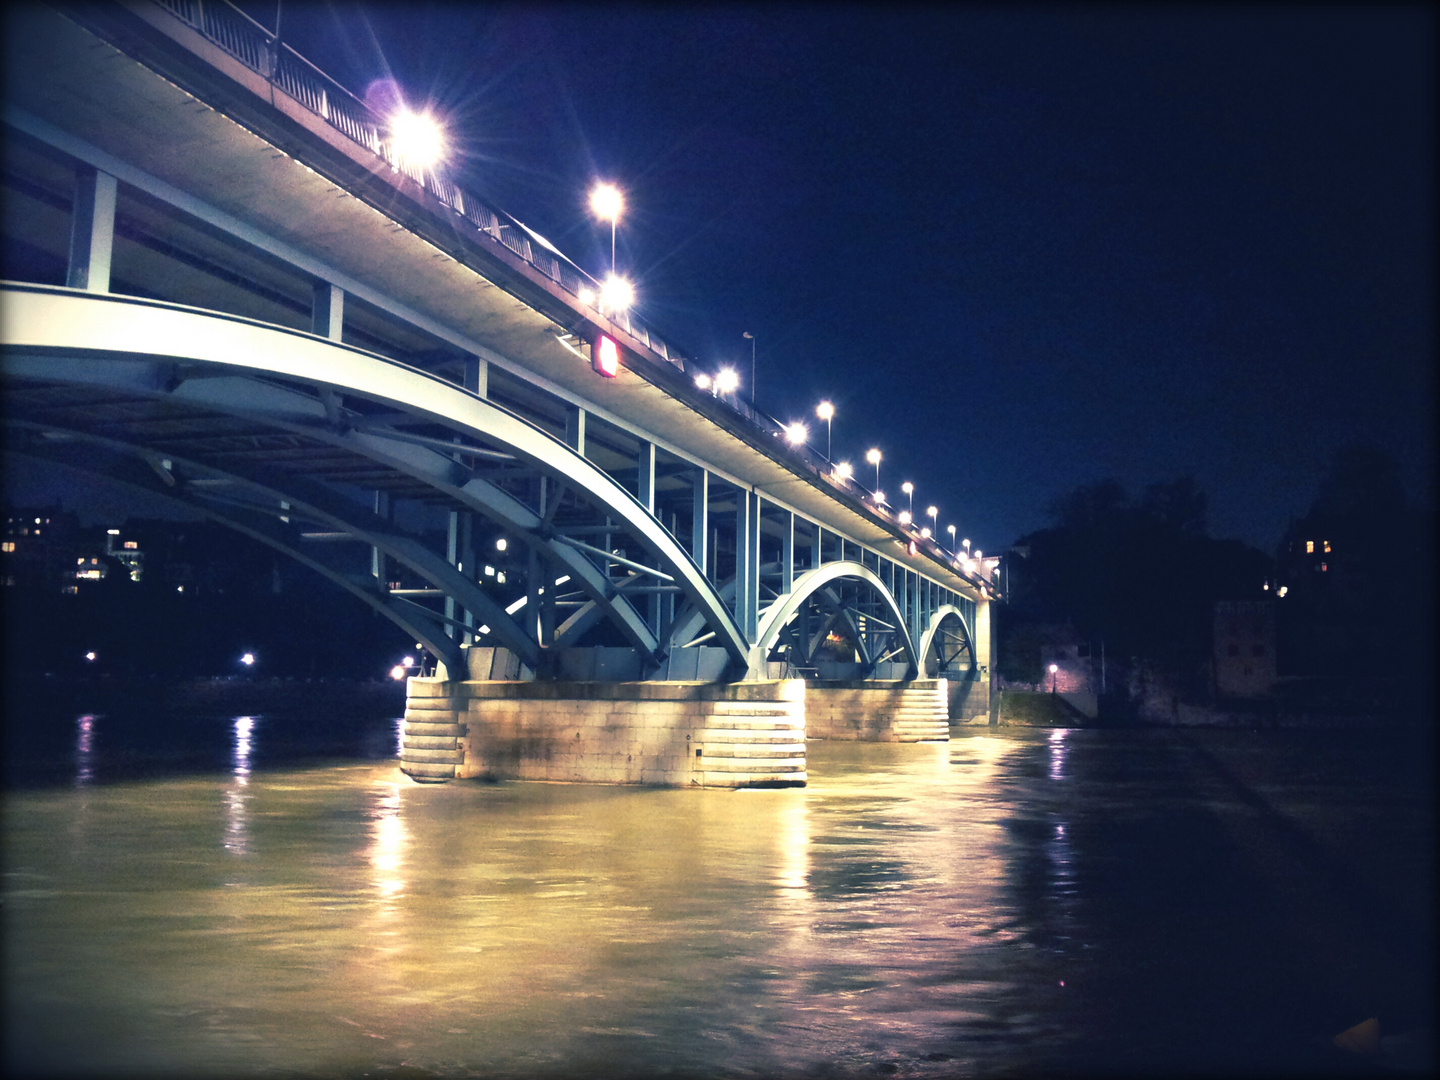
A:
[3,284,981,683]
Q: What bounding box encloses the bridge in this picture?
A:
[2,1,1000,787]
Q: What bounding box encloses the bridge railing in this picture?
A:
[149,0,692,370]
[144,0,996,596]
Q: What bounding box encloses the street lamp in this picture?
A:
[598,273,634,314]
[866,448,881,493]
[816,401,834,459]
[962,538,971,554]
[784,422,807,446]
[947,524,956,552]
[898,510,912,526]
[927,505,938,537]
[589,182,623,273]
[716,367,739,395]
[743,331,755,408]
[388,107,445,171]
[834,460,853,482]
[1049,663,1059,694]
[901,481,913,514]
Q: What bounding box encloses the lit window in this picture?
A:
[1305,540,1314,553]
[1320,563,1328,572]
[123,541,138,550]
[1323,540,1331,553]
[1,542,13,553]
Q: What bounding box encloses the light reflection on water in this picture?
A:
[73,714,94,788]
[224,716,255,856]
[5,732,1069,1077]
[11,724,1425,1077]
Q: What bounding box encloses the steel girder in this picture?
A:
[918,604,976,679]
[754,560,919,679]
[1,284,750,669]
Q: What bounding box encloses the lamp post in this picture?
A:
[947,524,956,552]
[1049,663,1058,695]
[743,331,755,409]
[902,481,913,514]
[816,401,834,460]
[866,448,881,494]
[589,183,623,273]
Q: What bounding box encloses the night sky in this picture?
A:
[11,3,1436,555]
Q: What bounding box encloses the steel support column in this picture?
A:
[691,467,708,582]
[312,283,343,340]
[66,165,116,293]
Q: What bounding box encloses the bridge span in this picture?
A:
[3,1,1001,786]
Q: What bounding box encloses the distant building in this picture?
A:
[3,505,83,590]
[1213,600,1276,698]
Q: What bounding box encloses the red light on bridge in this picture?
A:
[593,334,620,378]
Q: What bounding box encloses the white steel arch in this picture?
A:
[1,284,750,670]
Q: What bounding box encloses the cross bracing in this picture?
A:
[2,1,998,682]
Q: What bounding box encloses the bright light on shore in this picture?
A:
[389,108,445,170]
[240,652,255,667]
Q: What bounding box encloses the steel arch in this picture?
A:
[1,284,750,669]
[754,560,919,679]
[918,604,976,679]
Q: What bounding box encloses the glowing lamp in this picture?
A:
[716,368,739,394]
[921,527,931,538]
[589,183,624,223]
[592,333,621,377]
[599,274,634,313]
[389,108,445,170]
[898,510,912,525]
[785,422,807,446]
[816,401,834,421]
[695,373,712,390]
[834,461,853,481]
[390,665,406,681]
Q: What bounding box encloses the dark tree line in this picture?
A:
[998,476,1271,683]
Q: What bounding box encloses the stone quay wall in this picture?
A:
[804,680,950,742]
[402,678,806,788]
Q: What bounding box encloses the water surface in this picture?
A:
[4,714,1433,1077]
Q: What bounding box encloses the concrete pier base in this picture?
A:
[402,678,806,787]
[804,679,950,742]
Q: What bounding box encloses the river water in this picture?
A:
[3,706,1434,1078]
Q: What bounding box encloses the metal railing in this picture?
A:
[145,0,990,590]
[150,0,687,369]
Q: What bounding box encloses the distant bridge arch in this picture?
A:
[754,560,919,680]
[918,604,975,679]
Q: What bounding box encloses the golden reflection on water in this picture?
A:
[6,733,1064,1077]
[368,780,407,901]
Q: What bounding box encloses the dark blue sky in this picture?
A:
[21,3,1439,554]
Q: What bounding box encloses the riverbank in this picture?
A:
[3,672,406,719]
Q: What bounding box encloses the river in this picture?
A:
[3,705,1433,1077]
